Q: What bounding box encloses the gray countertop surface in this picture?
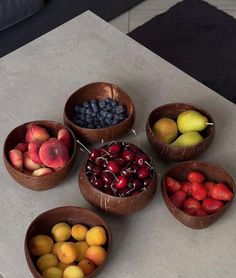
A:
[0,11,235,278]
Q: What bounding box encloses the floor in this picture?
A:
[110,0,236,34]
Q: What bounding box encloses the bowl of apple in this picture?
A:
[79,141,158,215]
[146,103,215,161]
[3,120,77,190]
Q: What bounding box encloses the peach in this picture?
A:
[29,235,53,256]
[58,242,78,264]
[86,226,107,246]
[42,267,63,278]
[74,242,90,262]
[9,149,23,171]
[52,242,64,257]
[32,167,54,176]
[15,142,28,153]
[23,152,41,171]
[28,141,43,164]
[37,253,58,272]
[78,259,96,275]
[63,266,84,278]
[26,124,50,143]
[39,138,70,169]
[86,246,106,266]
[58,128,72,150]
[58,262,75,271]
[51,222,71,242]
[71,224,88,241]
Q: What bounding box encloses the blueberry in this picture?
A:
[86,108,92,115]
[80,107,86,114]
[104,98,110,103]
[106,112,113,119]
[75,119,85,127]
[91,112,96,117]
[94,118,99,125]
[105,104,112,111]
[100,120,105,127]
[88,123,94,129]
[113,114,119,120]
[80,114,86,121]
[105,118,112,125]
[82,101,90,108]
[74,105,82,113]
[115,105,125,114]
[96,125,101,129]
[100,110,108,118]
[90,99,97,103]
[98,100,106,109]
[112,119,119,125]
[118,113,125,121]
[111,107,116,113]
[111,100,117,107]
[85,115,93,123]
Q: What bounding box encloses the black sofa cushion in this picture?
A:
[0,0,143,58]
[0,0,45,31]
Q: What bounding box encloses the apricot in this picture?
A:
[52,242,64,257]
[15,142,28,153]
[39,138,70,169]
[71,224,88,241]
[51,222,71,242]
[86,246,106,266]
[78,259,96,275]
[86,226,107,246]
[37,253,58,272]
[9,149,23,171]
[58,242,78,264]
[74,242,90,262]
[23,152,41,171]
[29,235,53,256]
[42,267,63,278]
[58,262,75,271]
[26,124,50,143]
[28,141,43,164]
[58,128,72,150]
[33,167,54,176]
[63,266,84,278]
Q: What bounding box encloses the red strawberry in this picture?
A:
[187,171,205,183]
[205,181,215,197]
[169,191,187,209]
[202,198,224,214]
[165,176,181,193]
[191,182,208,201]
[181,181,192,196]
[194,209,208,217]
[183,198,201,214]
[211,183,233,201]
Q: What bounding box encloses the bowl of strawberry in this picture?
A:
[79,142,158,215]
[161,161,235,229]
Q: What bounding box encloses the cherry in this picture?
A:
[89,149,100,161]
[138,167,149,179]
[101,172,115,184]
[86,161,95,171]
[103,187,115,196]
[143,177,152,187]
[89,175,97,186]
[132,179,143,190]
[107,160,120,174]
[95,157,107,168]
[101,148,110,156]
[114,158,125,167]
[128,145,140,153]
[109,152,120,159]
[129,164,139,175]
[93,166,102,177]
[115,176,128,189]
[122,150,135,162]
[108,143,121,153]
[136,154,150,167]
[120,168,132,178]
[119,187,132,197]
[94,178,104,190]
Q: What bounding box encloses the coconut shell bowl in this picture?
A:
[3,120,77,191]
[63,82,135,144]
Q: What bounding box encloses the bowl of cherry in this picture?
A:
[79,142,158,215]
[64,82,135,144]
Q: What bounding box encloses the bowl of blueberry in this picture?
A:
[64,82,135,144]
[78,141,158,215]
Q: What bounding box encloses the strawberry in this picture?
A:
[183,198,201,214]
[181,181,192,196]
[211,183,233,201]
[169,191,187,209]
[202,198,224,214]
[204,181,215,197]
[165,176,181,193]
[191,182,208,201]
[194,209,208,217]
[187,171,205,183]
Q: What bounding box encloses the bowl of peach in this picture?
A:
[25,206,112,278]
[3,120,77,190]
[79,141,158,215]
[161,161,235,229]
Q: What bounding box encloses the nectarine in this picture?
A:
[28,141,43,164]
[26,124,50,143]
[9,149,23,171]
[23,152,41,171]
[32,167,54,176]
[15,142,28,153]
[58,128,71,150]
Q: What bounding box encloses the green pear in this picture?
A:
[177,110,210,133]
[152,117,178,144]
[171,131,203,147]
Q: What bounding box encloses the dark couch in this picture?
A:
[0,0,143,58]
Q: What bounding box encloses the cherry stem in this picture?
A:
[108,141,118,146]
[96,156,108,163]
[104,170,118,181]
[144,161,153,169]
[126,187,136,195]
[111,182,117,195]
[76,140,91,154]
[206,123,214,126]
[102,149,110,156]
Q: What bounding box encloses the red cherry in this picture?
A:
[101,172,114,184]
[94,178,103,190]
[115,158,125,167]
[128,145,140,153]
[122,150,135,162]
[120,168,132,178]
[108,144,121,153]
[136,154,150,167]
[93,166,102,177]
[107,160,120,174]
[132,179,143,190]
[143,177,152,187]
[129,164,139,175]
[86,161,95,171]
[89,149,100,161]
[115,176,128,189]
[138,167,149,179]
[95,157,107,168]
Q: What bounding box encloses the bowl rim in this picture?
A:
[63,81,135,132]
[3,120,77,178]
[24,206,112,278]
[146,102,215,150]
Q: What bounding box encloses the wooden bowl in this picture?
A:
[146,103,215,161]
[25,206,112,278]
[161,161,235,229]
[63,82,135,144]
[78,142,158,215]
[3,120,77,191]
